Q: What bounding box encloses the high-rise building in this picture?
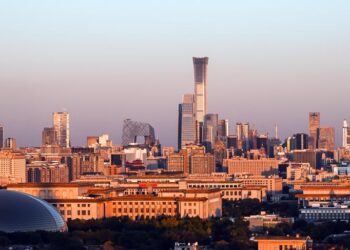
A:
[236,122,249,150]
[4,138,16,150]
[217,119,229,141]
[203,113,218,152]
[42,127,57,145]
[317,127,335,151]
[178,94,196,150]
[227,135,238,149]
[193,57,208,123]
[0,150,26,184]
[308,112,320,149]
[342,119,350,148]
[53,112,70,148]
[122,119,155,147]
[295,133,308,150]
[0,125,3,149]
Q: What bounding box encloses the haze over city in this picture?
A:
[1,0,350,147]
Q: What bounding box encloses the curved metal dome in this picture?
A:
[0,190,67,233]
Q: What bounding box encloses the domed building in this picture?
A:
[0,190,67,233]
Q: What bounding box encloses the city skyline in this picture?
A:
[1,1,350,147]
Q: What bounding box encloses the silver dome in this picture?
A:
[0,190,67,233]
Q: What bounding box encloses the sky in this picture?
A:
[0,0,350,147]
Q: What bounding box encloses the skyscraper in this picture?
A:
[308,112,320,149]
[0,125,3,149]
[42,127,57,145]
[342,119,350,148]
[53,112,70,148]
[4,138,16,150]
[217,119,229,141]
[317,127,335,151]
[295,133,308,150]
[236,122,249,150]
[193,57,208,123]
[203,113,218,152]
[178,94,196,150]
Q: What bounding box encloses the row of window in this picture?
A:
[112,201,175,206]
[113,207,174,214]
[188,184,240,188]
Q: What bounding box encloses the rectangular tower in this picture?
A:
[53,112,70,148]
[308,112,320,149]
[178,94,196,150]
[193,57,208,123]
[42,127,58,145]
[0,125,3,149]
[317,127,335,151]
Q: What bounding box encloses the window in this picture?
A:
[82,210,86,216]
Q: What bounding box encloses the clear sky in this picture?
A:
[0,0,350,147]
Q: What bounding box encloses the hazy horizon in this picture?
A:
[1,1,350,147]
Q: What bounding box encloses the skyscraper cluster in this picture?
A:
[42,112,70,148]
[178,57,230,153]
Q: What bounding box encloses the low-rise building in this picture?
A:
[244,212,294,232]
[253,235,312,250]
[299,203,350,222]
[224,158,279,176]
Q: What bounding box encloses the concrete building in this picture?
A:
[4,137,17,150]
[308,112,320,149]
[178,94,196,150]
[217,119,229,142]
[42,127,57,145]
[292,150,322,169]
[295,133,308,150]
[203,114,218,152]
[0,125,3,149]
[224,158,279,176]
[190,154,215,175]
[235,175,283,194]
[193,57,208,123]
[254,236,312,250]
[343,119,350,148]
[244,212,293,232]
[8,183,222,221]
[299,203,350,222]
[27,161,69,183]
[317,127,335,151]
[0,150,26,185]
[286,163,315,181]
[53,112,70,148]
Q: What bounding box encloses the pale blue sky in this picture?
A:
[0,0,349,147]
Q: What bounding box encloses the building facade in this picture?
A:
[193,57,208,123]
[178,94,196,150]
[308,112,320,149]
[53,112,70,148]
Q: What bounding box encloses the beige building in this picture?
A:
[235,175,283,194]
[224,158,279,176]
[244,212,293,232]
[254,235,312,250]
[0,150,26,185]
[27,162,69,183]
[8,183,222,221]
[190,154,215,174]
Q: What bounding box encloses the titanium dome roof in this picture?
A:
[0,190,67,233]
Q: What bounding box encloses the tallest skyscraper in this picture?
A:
[193,57,208,123]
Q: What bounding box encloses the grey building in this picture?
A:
[178,94,196,150]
